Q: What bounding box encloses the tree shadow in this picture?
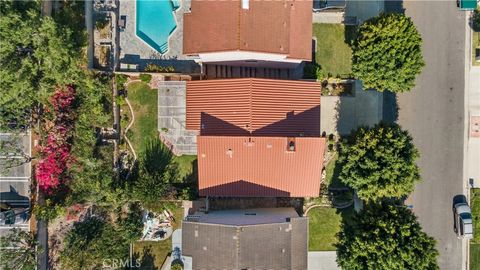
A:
[133,246,158,270]
[382,90,399,123]
[384,0,405,14]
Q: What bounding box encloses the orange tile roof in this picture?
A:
[183,0,312,60]
[186,78,321,137]
[198,136,325,197]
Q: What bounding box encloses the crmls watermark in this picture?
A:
[102,258,141,269]
[102,244,141,269]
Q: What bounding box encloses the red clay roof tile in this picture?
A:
[183,0,312,60]
[197,136,325,197]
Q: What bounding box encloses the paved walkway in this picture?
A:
[157,81,197,155]
[308,251,340,270]
[467,65,480,187]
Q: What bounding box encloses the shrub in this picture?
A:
[338,122,420,201]
[36,86,76,193]
[352,13,424,92]
[33,199,65,221]
[303,63,325,80]
[145,63,175,73]
[115,74,128,90]
[336,202,439,269]
[473,9,480,32]
[139,73,152,83]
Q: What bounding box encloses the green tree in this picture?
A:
[60,217,130,269]
[0,228,41,270]
[352,13,424,93]
[0,1,82,128]
[338,123,420,201]
[0,132,32,173]
[336,202,439,270]
[118,203,143,241]
[473,9,480,32]
[132,138,174,203]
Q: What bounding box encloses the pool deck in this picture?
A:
[118,0,200,73]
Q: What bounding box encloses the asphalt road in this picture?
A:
[398,2,467,270]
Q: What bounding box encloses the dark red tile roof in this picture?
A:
[183,0,313,60]
[197,136,325,197]
[186,78,321,137]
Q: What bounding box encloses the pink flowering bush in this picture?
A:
[36,86,76,193]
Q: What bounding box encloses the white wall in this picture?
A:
[195,50,303,68]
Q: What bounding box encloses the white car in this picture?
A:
[453,202,474,239]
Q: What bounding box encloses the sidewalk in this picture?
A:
[308,251,340,270]
[467,66,480,188]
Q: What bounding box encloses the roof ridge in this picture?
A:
[249,78,253,133]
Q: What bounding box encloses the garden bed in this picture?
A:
[122,80,197,185]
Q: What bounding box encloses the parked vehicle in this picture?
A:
[457,0,477,11]
[0,203,30,225]
[453,202,474,239]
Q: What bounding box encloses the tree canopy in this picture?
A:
[0,0,82,129]
[338,123,420,201]
[352,13,424,93]
[336,202,439,270]
[0,228,41,270]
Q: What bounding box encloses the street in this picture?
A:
[398,1,467,270]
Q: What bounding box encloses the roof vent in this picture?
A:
[226,148,233,158]
[242,0,249,9]
[287,138,296,152]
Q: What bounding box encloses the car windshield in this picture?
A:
[460,212,472,221]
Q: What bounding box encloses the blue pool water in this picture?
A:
[136,0,178,54]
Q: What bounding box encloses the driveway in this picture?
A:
[308,251,340,270]
[321,80,383,136]
[398,2,467,269]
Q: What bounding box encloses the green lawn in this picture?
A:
[471,188,480,244]
[125,81,158,155]
[308,206,354,251]
[125,81,197,181]
[470,189,480,269]
[132,205,183,269]
[471,244,480,270]
[313,23,356,77]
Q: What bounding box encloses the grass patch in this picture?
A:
[125,81,158,155]
[125,81,198,187]
[471,244,480,270]
[132,204,183,269]
[308,206,354,251]
[173,155,197,181]
[313,23,356,77]
[469,189,480,269]
[471,188,480,244]
[324,152,348,189]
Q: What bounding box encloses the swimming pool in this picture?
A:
[136,0,179,54]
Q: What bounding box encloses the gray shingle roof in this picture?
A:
[182,216,308,270]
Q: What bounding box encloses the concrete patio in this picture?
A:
[157,81,197,155]
[118,0,199,73]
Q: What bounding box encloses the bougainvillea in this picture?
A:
[36,86,76,193]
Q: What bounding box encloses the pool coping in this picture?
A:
[134,0,182,55]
